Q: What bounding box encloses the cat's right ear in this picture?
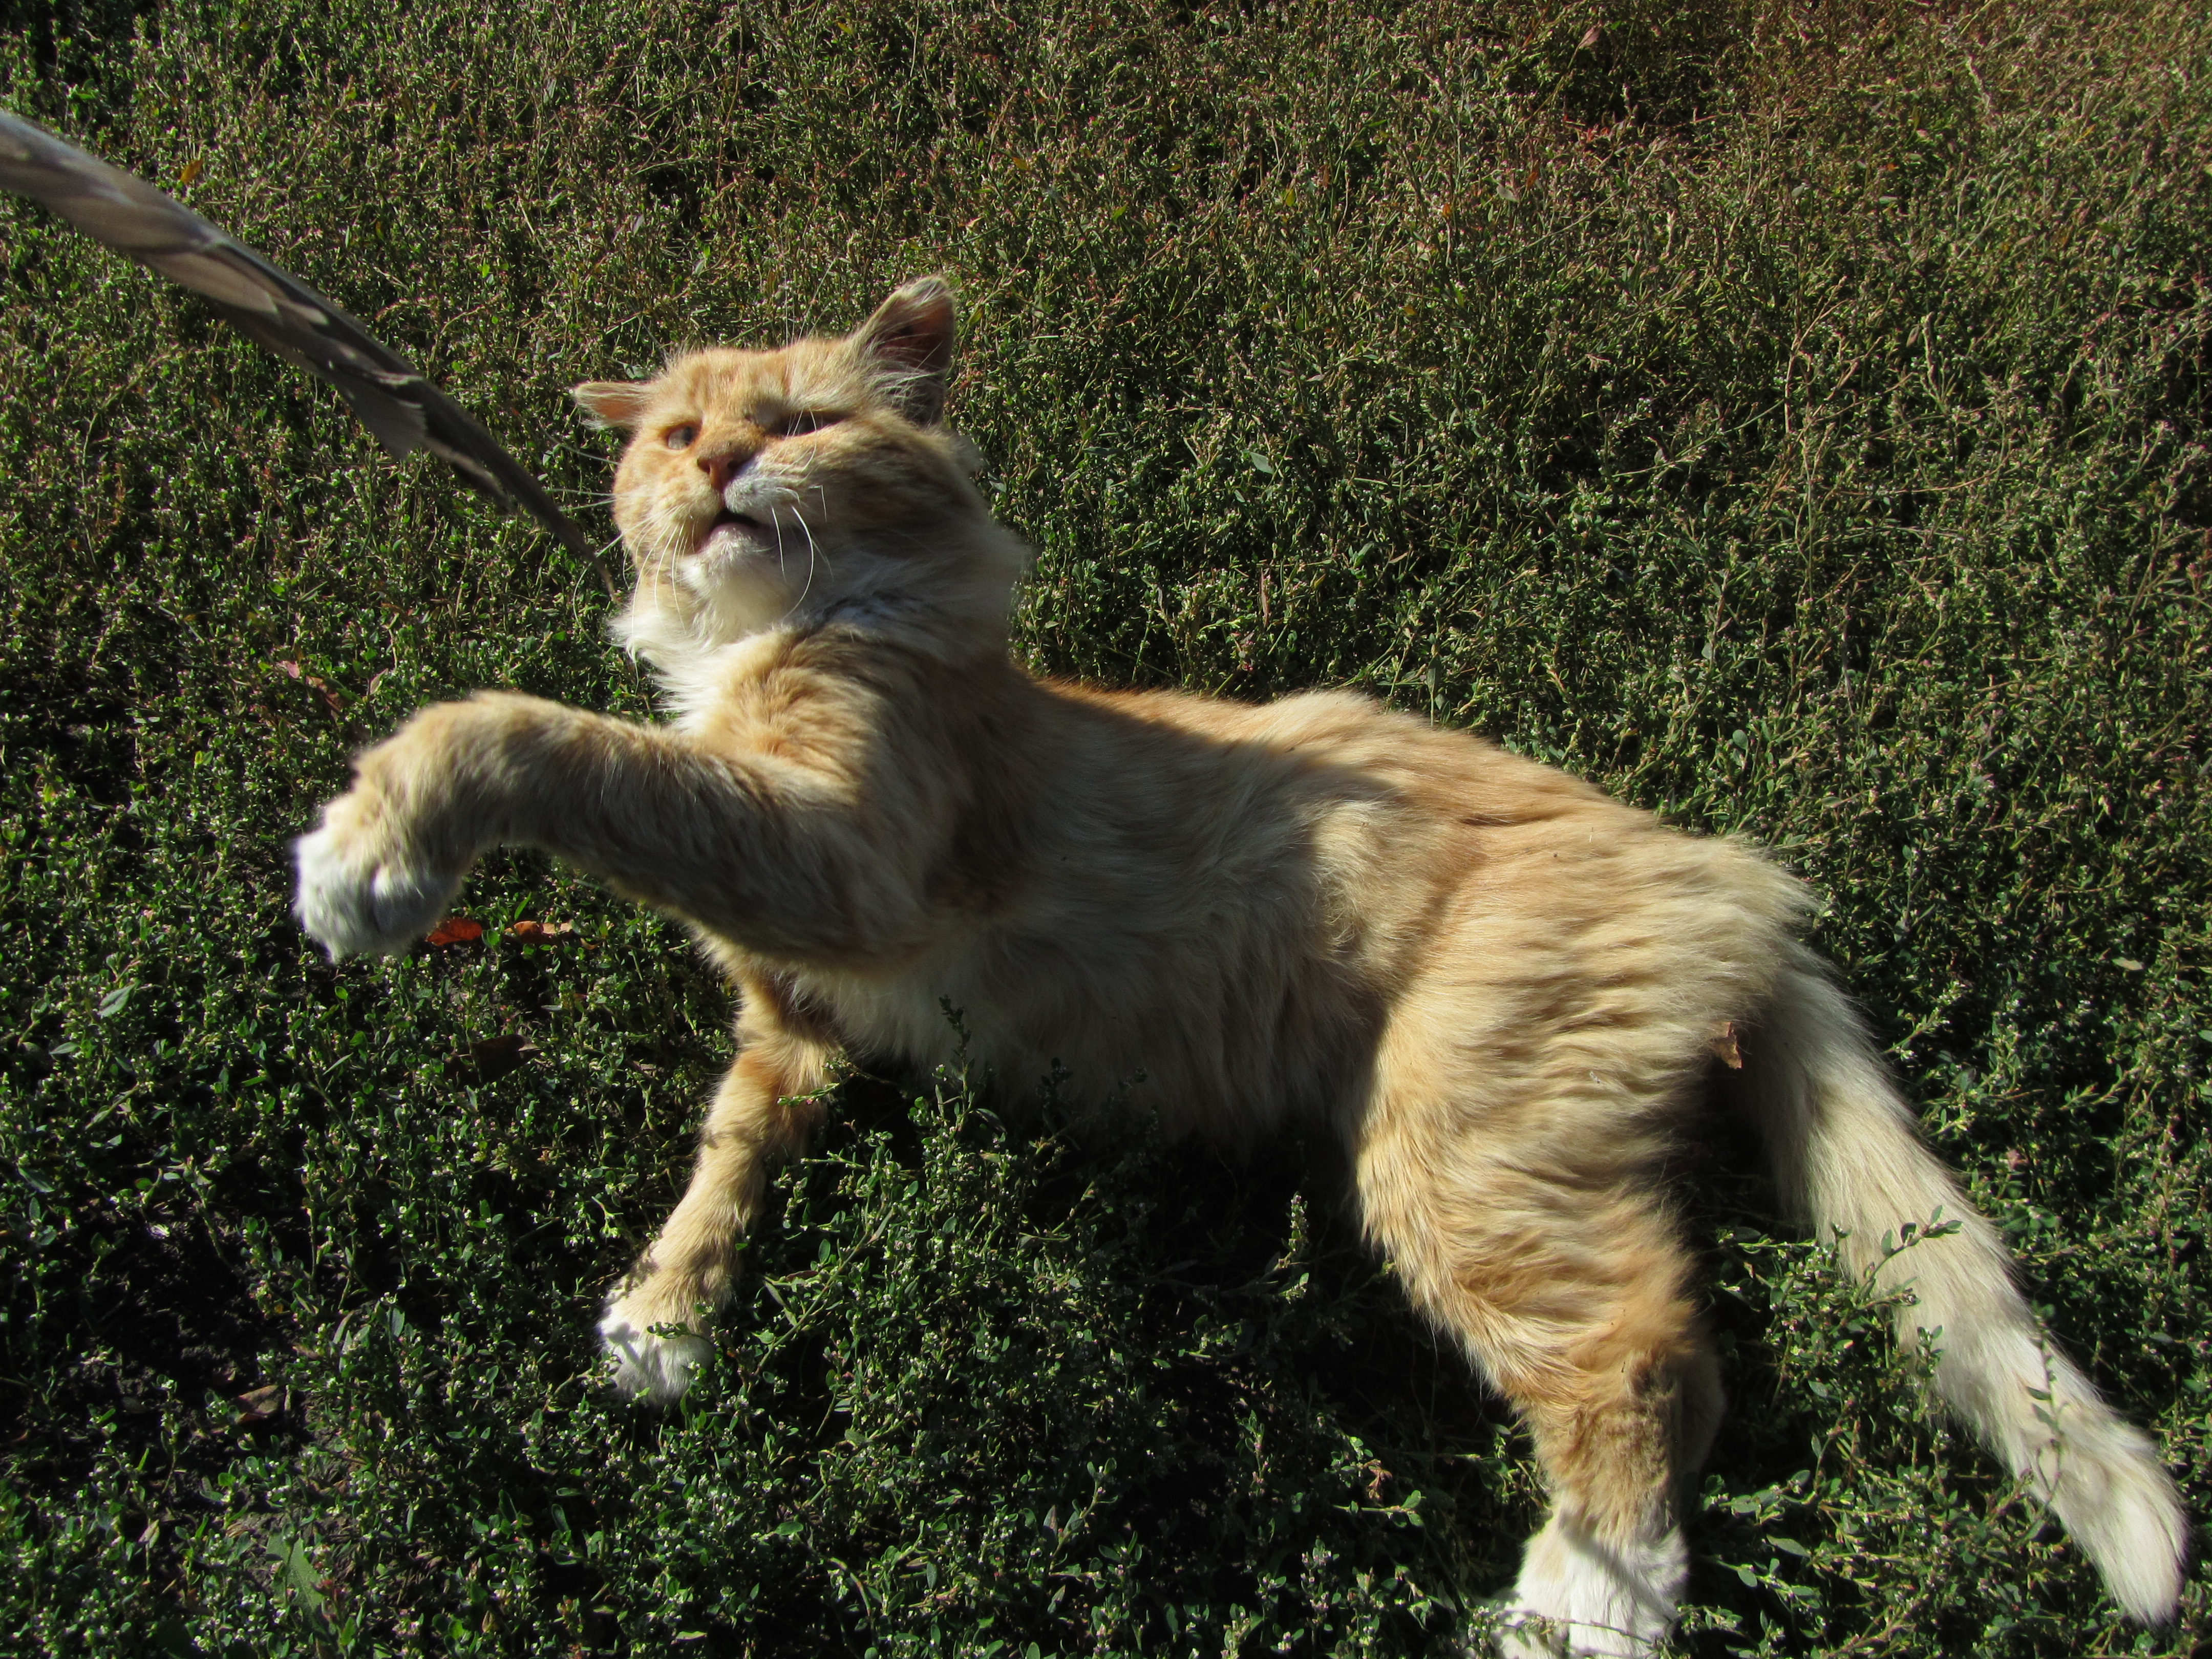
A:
[853,275,957,424]
[570,380,654,431]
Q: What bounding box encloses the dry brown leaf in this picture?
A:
[273,657,346,715]
[1364,1459,1391,1503]
[235,1384,283,1425]
[426,917,485,946]
[451,1034,536,1083]
[507,919,575,944]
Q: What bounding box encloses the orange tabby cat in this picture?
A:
[294,278,2185,1655]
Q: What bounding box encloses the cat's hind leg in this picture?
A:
[1354,1110,1719,1658]
[600,983,835,1402]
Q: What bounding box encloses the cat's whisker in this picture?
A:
[785,509,824,620]
[769,502,791,583]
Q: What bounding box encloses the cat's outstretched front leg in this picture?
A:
[294,736,474,958]
[294,695,559,959]
[294,689,922,962]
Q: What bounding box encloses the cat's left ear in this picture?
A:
[570,380,653,431]
[854,275,956,424]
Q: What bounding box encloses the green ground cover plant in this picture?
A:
[1,1,2206,1652]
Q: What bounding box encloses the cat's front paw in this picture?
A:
[293,786,461,959]
[599,1298,714,1404]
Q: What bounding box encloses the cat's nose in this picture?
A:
[698,445,755,494]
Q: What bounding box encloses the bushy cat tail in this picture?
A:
[1742,948,2187,1623]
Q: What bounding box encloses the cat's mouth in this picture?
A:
[698,506,773,555]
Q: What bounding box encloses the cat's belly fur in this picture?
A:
[787,924,1367,1141]
[734,690,1710,1144]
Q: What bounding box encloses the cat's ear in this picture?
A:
[569,380,653,431]
[853,275,956,424]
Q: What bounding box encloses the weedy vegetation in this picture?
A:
[1,1,2207,1654]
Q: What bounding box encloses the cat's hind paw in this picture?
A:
[293,806,456,960]
[1486,1515,1684,1657]
[599,1303,714,1404]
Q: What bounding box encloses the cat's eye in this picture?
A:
[662,423,698,450]
[768,410,844,438]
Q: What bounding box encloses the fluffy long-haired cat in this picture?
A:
[294,278,2186,1655]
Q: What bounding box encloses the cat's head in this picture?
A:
[573,276,1023,672]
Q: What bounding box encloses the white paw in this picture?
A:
[293,816,456,959]
[1489,1517,1685,1657]
[599,1302,714,1404]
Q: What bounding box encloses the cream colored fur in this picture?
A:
[293,277,2186,1649]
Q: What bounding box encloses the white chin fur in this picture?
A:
[292,824,453,959]
[1488,1516,1686,1657]
[599,1303,713,1404]
[618,546,797,658]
